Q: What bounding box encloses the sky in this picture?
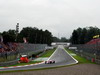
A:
[0,0,100,39]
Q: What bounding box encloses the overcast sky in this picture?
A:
[0,0,100,38]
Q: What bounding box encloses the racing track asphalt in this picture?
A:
[0,45,78,71]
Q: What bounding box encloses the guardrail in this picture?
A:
[0,43,47,66]
[68,44,100,64]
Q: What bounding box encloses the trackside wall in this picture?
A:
[0,43,47,66]
[68,44,100,64]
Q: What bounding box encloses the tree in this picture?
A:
[70,26,100,44]
[0,26,53,45]
[44,30,53,45]
[80,28,87,44]
[2,30,16,43]
[72,30,79,44]
[18,27,38,43]
[61,37,68,42]
[52,37,60,42]
[18,27,53,45]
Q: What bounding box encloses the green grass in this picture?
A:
[0,48,97,73]
[9,49,56,66]
[40,49,56,57]
[65,48,95,64]
[0,48,56,67]
[0,48,57,73]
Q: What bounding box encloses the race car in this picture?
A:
[45,60,55,64]
[18,55,29,63]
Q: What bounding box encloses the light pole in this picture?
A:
[15,23,19,42]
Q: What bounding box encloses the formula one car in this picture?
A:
[45,60,55,64]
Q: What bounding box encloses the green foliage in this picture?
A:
[0,27,53,45]
[65,48,94,64]
[52,36,69,42]
[0,49,56,67]
[70,26,100,44]
[41,49,56,57]
[18,27,53,45]
[52,37,60,42]
[60,37,68,42]
[71,30,79,44]
[2,30,16,43]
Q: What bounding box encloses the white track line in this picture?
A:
[47,46,59,61]
[63,46,78,64]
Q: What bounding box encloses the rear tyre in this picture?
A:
[45,61,47,64]
[53,61,55,63]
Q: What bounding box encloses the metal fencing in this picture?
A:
[0,51,18,62]
[69,44,100,64]
[0,43,47,66]
[17,43,47,55]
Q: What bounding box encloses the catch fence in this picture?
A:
[0,43,47,66]
[69,44,100,64]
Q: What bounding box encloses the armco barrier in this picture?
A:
[0,43,47,66]
[68,44,100,64]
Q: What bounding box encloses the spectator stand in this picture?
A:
[68,39,100,64]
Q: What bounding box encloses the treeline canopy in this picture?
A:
[52,37,69,42]
[70,26,100,44]
[0,27,53,45]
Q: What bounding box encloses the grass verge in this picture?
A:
[65,48,95,64]
[41,49,56,57]
[0,48,56,67]
[0,48,96,73]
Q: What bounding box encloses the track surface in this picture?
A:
[1,64,100,75]
[0,45,78,71]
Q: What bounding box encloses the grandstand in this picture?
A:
[0,42,47,66]
[69,40,100,64]
[0,42,17,53]
[86,38,100,44]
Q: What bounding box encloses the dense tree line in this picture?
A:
[2,30,16,44]
[52,37,68,42]
[0,27,53,45]
[2,26,99,45]
[70,26,100,44]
